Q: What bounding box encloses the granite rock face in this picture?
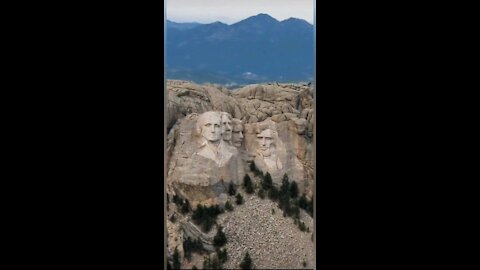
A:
[167,80,244,132]
[166,80,315,269]
[167,111,246,208]
[166,80,314,202]
[167,80,314,202]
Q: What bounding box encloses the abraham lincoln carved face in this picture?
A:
[256,128,274,156]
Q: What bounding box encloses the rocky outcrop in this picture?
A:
[167,80,244,132]
[180,220,216,252]
[232,83,313,130]
[166,80,315,269]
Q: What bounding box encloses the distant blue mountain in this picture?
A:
[166,14,314,84]
[166,20,203,30]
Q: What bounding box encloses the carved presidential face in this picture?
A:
[231,121,244,148]
[257,129,274,156]
[221,113,232,141]
[198,112,222,142]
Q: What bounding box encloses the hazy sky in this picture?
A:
[166,0,314,24]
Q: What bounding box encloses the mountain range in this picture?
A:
[166,14,314,85]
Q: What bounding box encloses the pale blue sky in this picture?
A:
[166,0,314,24]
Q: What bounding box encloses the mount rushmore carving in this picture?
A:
[166,80,314,207]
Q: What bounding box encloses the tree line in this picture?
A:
[202,224,229,269]
[172,194,192,214]
[183,237,205,261]
[192,204,223,232]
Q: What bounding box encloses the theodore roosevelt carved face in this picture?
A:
[231,118,244,148]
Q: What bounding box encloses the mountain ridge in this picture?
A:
[166,13,314,84]
[167,13,313,27]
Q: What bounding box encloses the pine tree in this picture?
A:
[249,161,263,177]
[217,248,228,263]
[192,204,223,233]
[225,200,233,211]
[213,225,227,247]
[194,238,204,251]
[213,204,222,215]
[228,182,236,196]
[293,204,300,219]
[289,181,299,198]
[203,216,214,232]
[173,194,184,207]
[246,183,254,194]
[243,174,254,194]
[222,249,228,263]
[268,186,279,200]
[192,204,204,222]
[183,237,192,261]
[279,194,290,212]
[249,161,257,173]
[210,256,221,269]
[240,251,253,269]
[173,194,178,204]
[262,172,273,190]
[299,193,308,210]
[173,247,181,269]
[280,174,290,195]
[236,193,244,205]
[181,199,191,214]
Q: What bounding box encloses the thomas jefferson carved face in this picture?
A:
[231,119,244,148]
[221,113,232,141]
[257,129,274,156]
[197,112,222,142]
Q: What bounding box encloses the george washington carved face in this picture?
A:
[196,111,222,142]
